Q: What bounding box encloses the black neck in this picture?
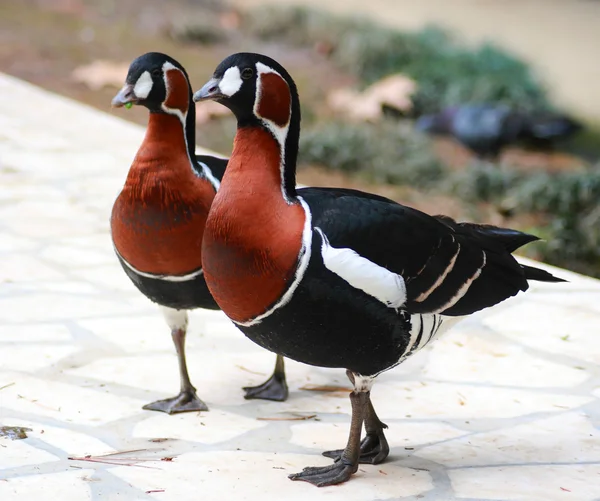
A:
[183,87,197,158]
[282,77,300,199]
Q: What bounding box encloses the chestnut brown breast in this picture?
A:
[111,113,216,276]
[202,127,305,323]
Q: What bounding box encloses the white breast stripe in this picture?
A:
[415,241,461,302]
[196,161,221,191]
[432,250,487,314]
[233,197,313,327]
[115,248,203,282]
[317,229,407,309]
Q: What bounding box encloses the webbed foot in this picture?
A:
[142,390,208,414]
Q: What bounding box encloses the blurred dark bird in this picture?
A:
[415,104,582,160]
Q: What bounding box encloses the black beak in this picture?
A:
[111,84,138,108]
[193,78,225,102]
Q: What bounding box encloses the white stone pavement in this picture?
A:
[0,73,599,501]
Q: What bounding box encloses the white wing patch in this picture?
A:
[134,70,153,99]
[317,228,406,309]
[219,66,243,97]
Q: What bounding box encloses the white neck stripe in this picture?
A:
[253,62,292,204]
[160,63,213,186]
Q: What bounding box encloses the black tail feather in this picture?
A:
[437,216,541,253]
[522,264,567,283]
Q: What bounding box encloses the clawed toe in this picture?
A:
[289,461,357,487]
[243,375,289,401]
[321,433,389,465]
[142,390,208,414]
[321,448,344,460]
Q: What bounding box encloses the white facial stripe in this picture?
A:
[133,70,153,99]
[317,229,407,309]
[219,66,243,97]
[255,61,277,76]
[162,61,177,72]
[234,197,313,327]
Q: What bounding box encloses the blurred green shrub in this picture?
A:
[299,120,444,187]
[447,164,600,275]
[243,6,549,113]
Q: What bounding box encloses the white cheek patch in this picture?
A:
[219,66,243,97]
[317,228,407,309]
[133,70,153,99]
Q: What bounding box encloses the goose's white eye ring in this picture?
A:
[241,67,254,80]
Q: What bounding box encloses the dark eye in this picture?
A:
[151,68,162,77]
[241,67,254,80]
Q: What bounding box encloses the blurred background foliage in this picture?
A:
[2,0,598,276]
[243,6,550,114]
[241,5,600,277]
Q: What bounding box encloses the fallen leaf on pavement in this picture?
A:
[72,61,129,91]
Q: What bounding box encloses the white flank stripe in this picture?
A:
[116,249,203,282]
[432,251,487,314]
[370,312,466,378]
[418,314,439,351]
[233,197,313,327]
[404,314,422,354]
[317,229,407,309]
[415,241,461,302]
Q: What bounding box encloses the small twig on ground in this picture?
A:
[235,365,266,376]
[257,413,317,421]
[67,449,164,469]
[299,384,351,392]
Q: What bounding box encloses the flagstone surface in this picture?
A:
[1,73,599,501]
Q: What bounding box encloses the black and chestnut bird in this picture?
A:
[416,103,582,160]
[193,53,565,485]
[109,52,289,414]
